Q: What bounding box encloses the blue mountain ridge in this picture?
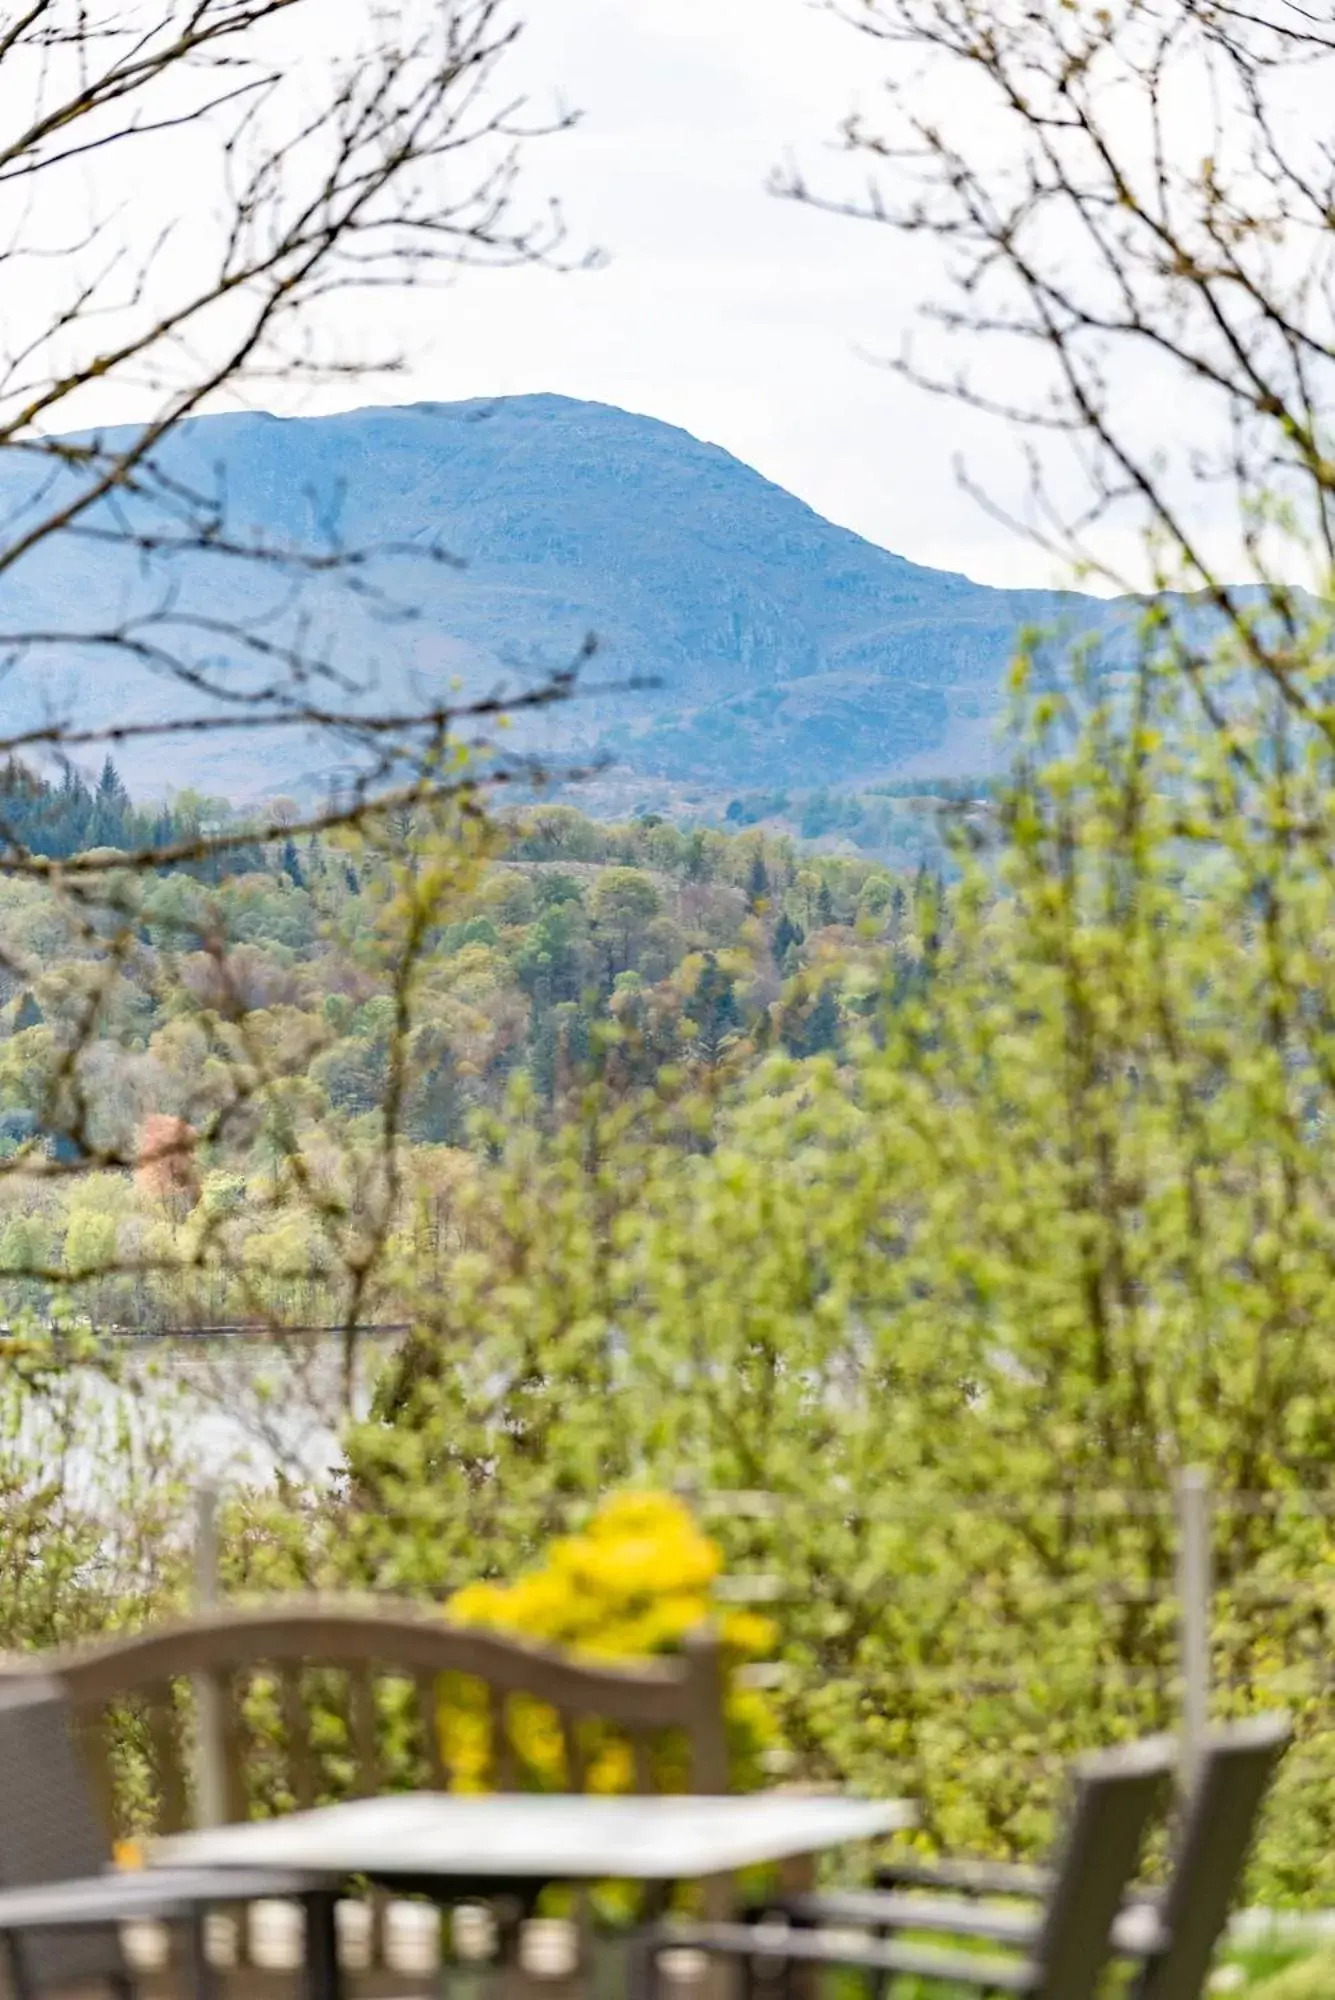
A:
[0,393,1132,801]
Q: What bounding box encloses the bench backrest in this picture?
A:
[32,1600,729,1841]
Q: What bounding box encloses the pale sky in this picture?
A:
[20,0,1237,596]
[277,0,1082,592]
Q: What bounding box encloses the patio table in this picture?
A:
[155,1793,916,2000]
[157,1793,914,1888]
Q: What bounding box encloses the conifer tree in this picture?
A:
[773,911,805,962]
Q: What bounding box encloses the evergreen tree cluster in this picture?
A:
[0,757,257,878]
[0,756,163,858]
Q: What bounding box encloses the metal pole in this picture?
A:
[1176,1465,1213,1788]
[191,1482,227,1828]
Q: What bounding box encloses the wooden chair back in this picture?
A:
[1135,1714,1292,2000]
[1030,1732,1177,2000]
[630,1733,1178,2000]
[0,1675,129,1998]
[31,1600,729,1843]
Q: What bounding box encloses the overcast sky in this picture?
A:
[17,0,1275,594]
[284,0,1080,592]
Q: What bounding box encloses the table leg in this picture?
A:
[775,1855,816,2000]
[624,1929,657,2000]
[185,1908,219,2000]
[699,1874,734,2000]
[2,1932,33,2000]
[588,1927,636,2000]
[301,1891,344,2000]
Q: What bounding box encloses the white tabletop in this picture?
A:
[155,1793,915,1884]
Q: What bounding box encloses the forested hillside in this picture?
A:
[0,763,932,1328]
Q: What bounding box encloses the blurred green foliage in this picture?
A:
[12,614,1335,1900]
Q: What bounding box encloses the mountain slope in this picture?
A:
[0,394,1112,799]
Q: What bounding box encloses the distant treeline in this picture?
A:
[721,778,992,852]
[0,757,265,878]
[0,757,990,869]
[0,755,197,858]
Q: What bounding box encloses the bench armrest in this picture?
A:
[0,1868,331,1932]
[632,1920,1041,1998]
[875,1857,1054,1899]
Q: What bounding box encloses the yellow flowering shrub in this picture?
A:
[442,1491,778,1792]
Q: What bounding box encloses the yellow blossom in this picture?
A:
[441,1490,778,1789]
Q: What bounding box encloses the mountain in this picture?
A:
[0,394,1119,802]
